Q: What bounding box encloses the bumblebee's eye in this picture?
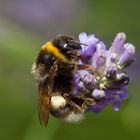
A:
[63,44,68,48]
[59,40,68,50]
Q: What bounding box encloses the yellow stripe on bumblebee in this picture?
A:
[41,42,67,62]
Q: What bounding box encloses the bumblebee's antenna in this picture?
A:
[69,40,88,46]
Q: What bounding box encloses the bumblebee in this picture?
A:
[32,35,95,126]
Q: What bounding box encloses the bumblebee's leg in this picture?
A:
[81,97,95,108]
[68,95,96,111]
[76,64,99,76]
[77,64,94,70]
[68,100,85,113]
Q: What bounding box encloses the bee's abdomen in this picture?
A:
[50,105,84,123]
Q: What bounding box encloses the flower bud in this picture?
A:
[92,89,105,99]
[118,43,135,69]
[79,32,99,57]
[83,74,96,89]
[111,32,126,56]
[105,64,117,78]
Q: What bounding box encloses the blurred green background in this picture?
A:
[0,0,140,140]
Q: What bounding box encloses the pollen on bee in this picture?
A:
[64,112,85,123]
[51,95,67,110]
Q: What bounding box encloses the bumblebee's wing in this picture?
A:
[38,84,50,126]
[38,63,57,126]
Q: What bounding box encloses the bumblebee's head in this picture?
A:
[41,35,83,62]
[53,35,82,51]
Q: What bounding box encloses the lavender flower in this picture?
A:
[79,32,99,64]
[109,33,135,70]
[73,32,135,113]
[92,89,105,99]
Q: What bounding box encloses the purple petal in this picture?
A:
[75,80,87,93]
[79,32,88,44]
[110,32,126,56]
[87,98,109,113]
[105,64,117,78]
[78,70,89,79]
[111,95,122,111]
[83,74,96,89]
[73,71,88,93]
[114,86,128,100]
[96,41,106,50]
[91,47,106,70]
[92,89,105,99]
[107,86,128,111]
[109,53,118,63]
[118,43,135,69]
[79,32,99,59]
[79,32,99,47]
[75,70,96,90]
